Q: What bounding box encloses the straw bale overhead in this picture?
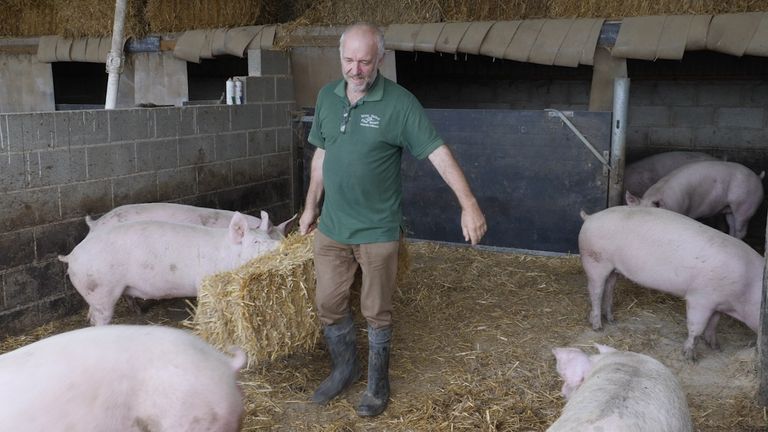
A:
[0,0,145,38]
[290,0,768,25]
[3,0,768,38]
[54,0,146,38]
[144,0,274,34]
[192,232,410,366]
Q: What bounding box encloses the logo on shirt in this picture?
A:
[360,114,380,128]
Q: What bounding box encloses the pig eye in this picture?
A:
[652,200,661,208]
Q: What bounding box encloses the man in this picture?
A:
[299,22,486,417]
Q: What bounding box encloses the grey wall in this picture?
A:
[627,80,768,163]
[0,52,295,334]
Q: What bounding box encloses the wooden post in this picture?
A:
[758,211,768,405]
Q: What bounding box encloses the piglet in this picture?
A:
[579,206,762,361]
[86,202,296,239]
[624,151,717,197]
[60,212,281,325]
[625,160,764,239]
[0,325,245,432]
[548,344,692,432]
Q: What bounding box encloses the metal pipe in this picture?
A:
[759,215,768,406]
[607,77,629,207]
[104,0,128,109]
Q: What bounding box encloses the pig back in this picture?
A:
[548,351,692,432]
[579,206,763,290]
[644,160,764,218]
[88,202,262,231]
[624,151,717,196]
[0,325,244,432]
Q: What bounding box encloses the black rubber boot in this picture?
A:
[312,315,360,405]
[356,325,392,417]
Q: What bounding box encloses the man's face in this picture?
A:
[340,30,380,94]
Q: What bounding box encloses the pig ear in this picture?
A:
[594,343,617,354]
[625,191,640,206]
[259,211,272,231]
[552,347,591,399]
[228,212,249,244]
[276,214,298,236]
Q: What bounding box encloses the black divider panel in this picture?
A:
[401,109,611,253]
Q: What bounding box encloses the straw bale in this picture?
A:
[0,0,54,38]
[53,0,147,38]
[191,232,410,366]
[288,0,768,26]
[547,0,768,20]
[145,0,273,34]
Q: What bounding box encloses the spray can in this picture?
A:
[225,78,234,105]
[234,79,243,105]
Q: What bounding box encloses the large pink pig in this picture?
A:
[579,206,762,361]
[86,202,295,239]
[60,212,281,325]
[0,325,245,432]
[548,344,692,432]
[625,160,764,239]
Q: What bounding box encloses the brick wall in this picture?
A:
[0,52,296,334]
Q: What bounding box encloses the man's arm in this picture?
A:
[299,148,326,235]
[427,145,487,245]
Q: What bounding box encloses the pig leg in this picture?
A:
[585,265,613,330]
[683,300,716,362]
[702,312,721,350]
[601,272,618,324]
[723,212,745,239]
[78,282,122,326]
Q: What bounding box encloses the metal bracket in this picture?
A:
[545,108,611,173]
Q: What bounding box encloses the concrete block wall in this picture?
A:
[409,79,591,111]
[0,50,295,334]
[626,80,768,164]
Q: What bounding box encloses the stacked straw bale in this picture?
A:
[145,0,273,34]
[3,0,768,38]
[0,0,146,38]
[192,232,410,366]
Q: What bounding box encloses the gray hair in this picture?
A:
[339,23,385,60]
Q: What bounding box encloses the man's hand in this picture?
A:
[299,206,319,235]
[461,202,486,245]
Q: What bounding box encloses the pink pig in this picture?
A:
[625,160,764,239]
[624,151,717,197]
[579,206,762,361]
[86,202,296,239]
[60,212,281,325]
[0,325,245,432]
[548,344,692,432]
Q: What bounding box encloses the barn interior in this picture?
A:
[1,1,768,431]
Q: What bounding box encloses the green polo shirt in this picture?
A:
[308,74,443,244]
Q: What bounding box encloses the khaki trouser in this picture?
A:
[313,230,400,329]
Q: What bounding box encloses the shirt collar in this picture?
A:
[333,72,384,104]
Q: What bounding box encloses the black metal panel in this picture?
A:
[401,109,611,253]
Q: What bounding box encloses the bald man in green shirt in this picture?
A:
[299,22,487,417]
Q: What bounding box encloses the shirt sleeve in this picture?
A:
[401,96,444,160]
